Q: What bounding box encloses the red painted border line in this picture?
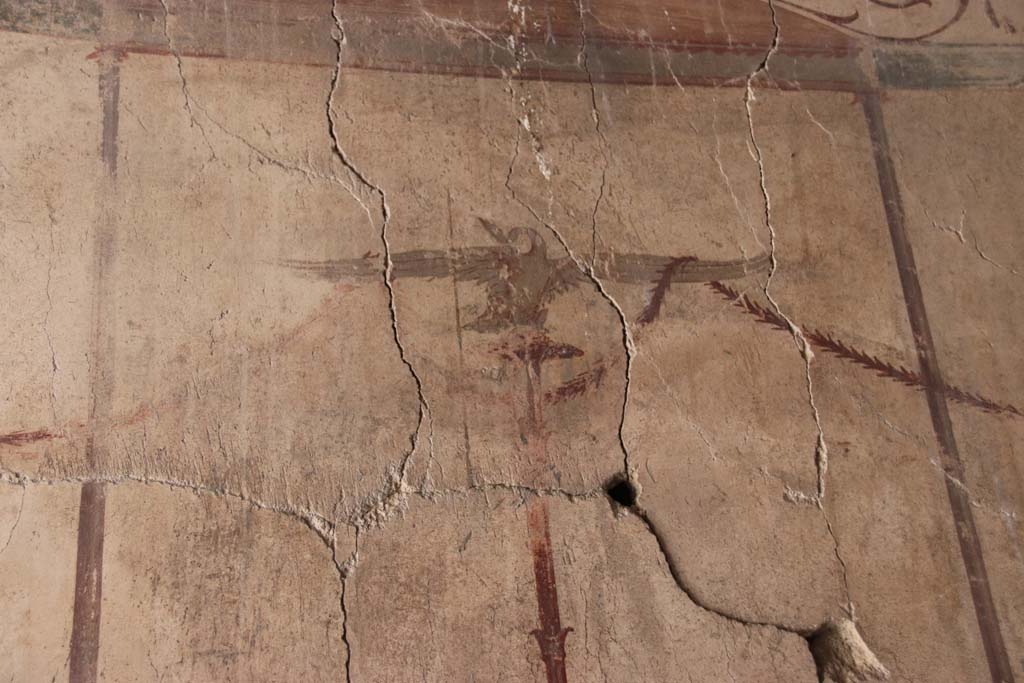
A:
[862,91,1014,683]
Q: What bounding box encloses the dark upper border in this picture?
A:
[1,1,1021,94]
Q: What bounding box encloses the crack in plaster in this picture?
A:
[418,8,512,55]
[2,468,355,677]
[709,99,764,252]
[157,0,218,161]
[0,458,610,660]
[640,355,719,461]
[653,48,765,470]
[0,465,603,537]
[4,6,908,674]
[804,107,838,149]
[576,0,610,266]
[503,147,638,485]
[931,208,1022,278]
[1,467,357,680]
[925,454,1021,522]
[495,1,554,181]
[497,2,638,488]
[154,3,357,193]
[43,197,59,425]
[0,469,338,546]
[0,482,26,557]
[0,465,573,683]
[0,466,895,681]
[415,481,606,507]
[333,525,358,683]
[574,0,636,484]
[742,0,852,618]
[156,2,386,199]
[330,0,432,523]
[633,503,806,635]
[631,503,885,682]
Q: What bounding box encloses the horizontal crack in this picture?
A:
[0,469,337,547]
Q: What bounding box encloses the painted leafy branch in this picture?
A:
[707,280,1022,419]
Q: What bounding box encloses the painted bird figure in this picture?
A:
[278,217,771,333]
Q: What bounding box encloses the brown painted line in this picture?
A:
[340,59,867,93]
[862,91,1015,683]
[68,480,107,683]
[445,191,475,487]
[85,42,329,70]
[69,50,121,683]
[527,498,572,683]
[79,40,1022,94]
[83,41,865,93]
[637,256,697,325]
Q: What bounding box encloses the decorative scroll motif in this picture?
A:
[777,0,970,41]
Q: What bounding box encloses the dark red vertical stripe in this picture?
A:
[863,91,1014,683]
[528,499,572,683]
[519,352,572,681]
[68,480,107,683]
[69,49,120,683]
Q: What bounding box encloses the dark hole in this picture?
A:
[605,477,638,507]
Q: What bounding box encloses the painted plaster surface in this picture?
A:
[1,0,1022,681]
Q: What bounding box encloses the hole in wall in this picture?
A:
[604,476,638,507]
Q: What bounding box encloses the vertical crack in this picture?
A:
[0,482,26,557]
[499,0,637,484]
[156,0,217,158]
[576,0,610,267]
[576,0,636,483]
[331,525,359,683]
[329,1,431,496]
[339,571,352,683]
[43,198,59,425]
[503,134,636,485]
[288,509,359,683]
[743,0,851,616]
[823,514,853,617]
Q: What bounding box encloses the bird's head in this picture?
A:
[507,226,546,257]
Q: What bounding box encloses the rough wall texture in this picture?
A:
[1,0,1022,681]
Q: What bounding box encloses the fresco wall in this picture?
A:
[1,0,1022,680]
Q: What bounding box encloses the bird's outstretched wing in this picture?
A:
[540,251,770,288]
[540,250,773,324]
[592,250,771,283]
[277,245,517,289]
[541,250,771,296]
